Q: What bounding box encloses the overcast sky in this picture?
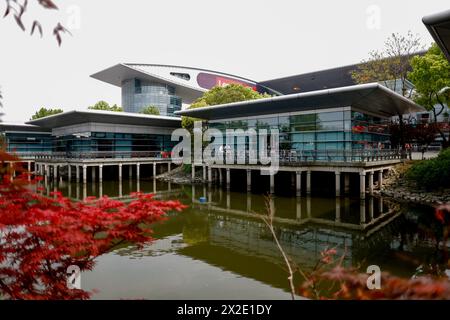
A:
[0,0,448,122]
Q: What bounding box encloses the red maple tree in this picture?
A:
[0,150,186,300]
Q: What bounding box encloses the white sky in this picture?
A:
[0,0,448,122]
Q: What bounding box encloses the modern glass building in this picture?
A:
[0,124,52,155]
[26,110,181,158]
[91,64,271,116]
[178,83,424,162]
[121,79,182,115]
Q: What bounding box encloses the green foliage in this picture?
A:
[30,107,63,120]
[140,105,160,115]
[88,101,123,112]
[408,43,450,111]
[181,84,271,131]
[406,148,450,190]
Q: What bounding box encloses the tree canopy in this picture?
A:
[88,101,123,112]
[351,31,424,97]
[30,107,63,120]
[182,84,271,130]
[408,43,450,147]
[408,43,450,111]
[140,105,160,115]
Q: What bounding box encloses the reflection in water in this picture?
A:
[27,180,450,299]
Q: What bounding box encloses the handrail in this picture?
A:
[18,149,402,163]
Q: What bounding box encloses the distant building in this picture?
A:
[90,64,274,116]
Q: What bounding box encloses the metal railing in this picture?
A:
[34,150,173,161]
[13,149,402,164]
[278,149,402,164]
[210,149,402,165]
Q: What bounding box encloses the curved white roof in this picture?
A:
[91,64,258,104]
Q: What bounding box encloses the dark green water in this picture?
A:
[39,179,446,299]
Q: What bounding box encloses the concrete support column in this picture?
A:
[296,198,302,220]
[360,200,366,225]
[82,165,87,184]
[191,165,195,181]
[118,164,122,181]
[246,169,251,192]
[202,165,206,182]
[99,165,103,183]
[129,165,132,179]
[92,166,96,183]
[306,196,312,218]
[246,192,252,212]
[219,168,223,184]
[226,168,231,190]
[360,172,366,199]
[83,183,87,200]
[344,173,350,194]
[369,197,374,221]
[306,170,312,195]
[336,198,341,223]
[27,162,31,181]
[153,162,157,177]
[68,165,72,182]
[378,170,383,189]
[208,166,212,184]
[269,173,275,194]
[76,166,80,183]
[335,171,341,197]
[53,165,58,181]
[168,162,171,173]
[368,171,374,195]
[136,163,140,181]
[296,171,302,197]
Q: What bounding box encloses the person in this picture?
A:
[405,143,412,160]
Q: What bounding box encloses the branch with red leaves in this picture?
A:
[0,151,187,299]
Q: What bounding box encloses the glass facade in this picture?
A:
[122,78,182,116]
[208,109,390,161]
[52,132,176,154]
[2,132,52,154]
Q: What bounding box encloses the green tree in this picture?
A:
[182,84,270,130]
[30,107,63,120]
[408,43,450,148]
[88,101,123,112]
[140,105,160,115]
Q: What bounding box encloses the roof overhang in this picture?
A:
[26,110,181,129]
[0,123,51,133]
[423,10,450,61]
[90,63,206,104]
[175,83,425,120]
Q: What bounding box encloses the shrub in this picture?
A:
[406,148,450,190]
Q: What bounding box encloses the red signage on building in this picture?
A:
[196,72,257,91]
